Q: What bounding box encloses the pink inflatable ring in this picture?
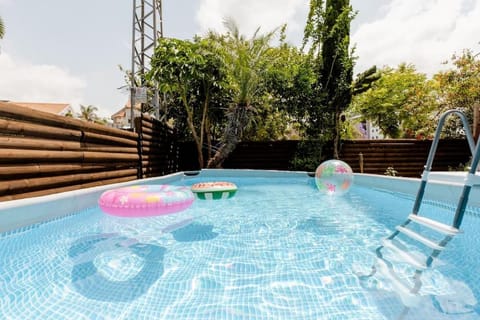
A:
[98,185,194,217]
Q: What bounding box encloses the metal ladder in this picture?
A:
[359,110,480,308]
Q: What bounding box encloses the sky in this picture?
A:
[0,0,479,118]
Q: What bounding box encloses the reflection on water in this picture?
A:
[296,216,340,236]
[69,233,165,302]
[171,222,219,242]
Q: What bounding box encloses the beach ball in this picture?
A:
[315,160,353,195]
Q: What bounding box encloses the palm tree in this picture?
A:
[78,104,99,122]
[207,19,277,168]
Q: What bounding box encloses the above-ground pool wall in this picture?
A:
[355,173,480,208]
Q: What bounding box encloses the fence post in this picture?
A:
[134,114,143,179]
[359,152,364,173]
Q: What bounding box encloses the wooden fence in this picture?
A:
[135,114,179,178]
[178,140,472,177]
[177,141,300,171]
[339,139,472,177]
[0,102,177,201]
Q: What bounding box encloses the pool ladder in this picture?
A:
[360,110,480,307]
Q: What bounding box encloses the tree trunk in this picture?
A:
[207,105,249,168]
[206,136,239,168]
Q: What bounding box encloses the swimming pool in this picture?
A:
[1,169,479,319]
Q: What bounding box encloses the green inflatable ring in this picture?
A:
[191,181,237,200]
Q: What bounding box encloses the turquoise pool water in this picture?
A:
[1,175,479,319]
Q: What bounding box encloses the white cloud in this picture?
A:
[196,0,307,41]
[352,0,480,76]
[0,52,85,105]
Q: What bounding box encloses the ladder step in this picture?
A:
[382,239,427,269]
[408,214,460,235]
[375,258,421,307]
[395,226,445,250]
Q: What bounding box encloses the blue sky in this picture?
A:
[0,0,479,118]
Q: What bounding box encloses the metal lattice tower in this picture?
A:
[130,0,163,128]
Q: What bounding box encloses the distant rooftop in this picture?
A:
[111,102,142,118]
[3,101,72,115]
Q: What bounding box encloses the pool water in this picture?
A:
[1,176,479,319]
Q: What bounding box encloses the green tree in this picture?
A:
[64,109,74,118]
[94,117,109,125]
[207,18,277,168]
[0,16,4,39]
[350,64,437,138]
[433,49,480,137]
[243,30,317,140]
[148,37,225,168]
[303,0,356,158]
[78,105,99,122]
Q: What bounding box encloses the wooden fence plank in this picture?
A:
[82,131,138,147]
[0,169,138,195]
[0,149,139,162]
[0,137,137,153]
[0,118,81,141]
[0,163,136,177]
[0,176,136,201]
[0,101,138,140]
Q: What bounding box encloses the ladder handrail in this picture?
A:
[412,110,477,215]
[453,134,480,228]
[426,110,476,169]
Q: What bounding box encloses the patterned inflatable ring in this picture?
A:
[191,181,238,200]
[98,185,195,217]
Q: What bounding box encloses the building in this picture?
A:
[111,101,142,129]
[354,119,385,140]
[4,101,73,116]
[366,121,384,139]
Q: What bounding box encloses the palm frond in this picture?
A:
[223,17,240,41]
[0,16,5,39]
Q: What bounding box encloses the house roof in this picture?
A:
[6,101,71,115]
[111,102,142,118]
